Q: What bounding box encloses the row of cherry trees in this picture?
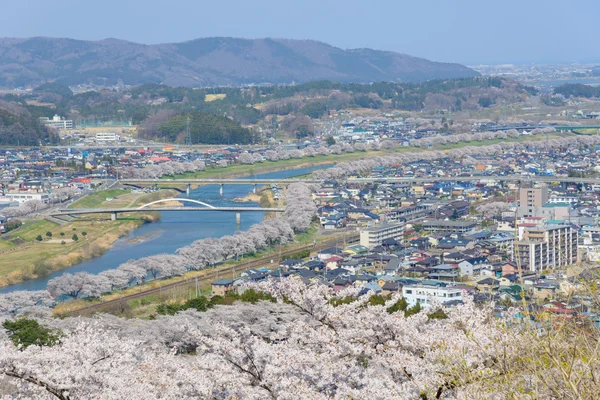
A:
[314,135,600,181]
[120,159,206,179]
[2,187,80,218]
[2,200,49,218]
[3,278,598,399]
[45,183,316,300]
[409,127,556,147]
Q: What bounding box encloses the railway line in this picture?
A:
[60,234,359,317]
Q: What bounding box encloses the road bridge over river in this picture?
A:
[50,199,285,224]
[120,178,322,195]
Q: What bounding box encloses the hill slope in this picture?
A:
[0,37,478,87]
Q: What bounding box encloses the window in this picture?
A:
[405,289,412,294]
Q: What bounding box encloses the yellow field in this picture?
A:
[205,94,227,102]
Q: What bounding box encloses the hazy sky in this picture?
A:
[1,0,598,65]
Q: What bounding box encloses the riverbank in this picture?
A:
[0,189,178,288]
[53,224,345,318]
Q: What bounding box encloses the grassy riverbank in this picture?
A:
[0,189,178,288]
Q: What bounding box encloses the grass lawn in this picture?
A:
[0,218,146,286]
[12,220,58,242]
[171,151,385,180]
[68,189,130,209]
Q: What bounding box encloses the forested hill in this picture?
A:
[138,112,255,145]
[0,102,56,146]
[0,37,478,87]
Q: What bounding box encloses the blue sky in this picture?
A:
[1,0,598,65]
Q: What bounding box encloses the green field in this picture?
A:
[171,151,386,180]
[68,189,130,209]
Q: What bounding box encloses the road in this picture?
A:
[60,233,360,317]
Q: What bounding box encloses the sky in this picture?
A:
[0,0,598,65]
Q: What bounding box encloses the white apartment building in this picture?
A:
[95,132,119,142]
[402,285,463,308]
[359,223,403,248]
[40,115,73,130]
[515,224,578,272]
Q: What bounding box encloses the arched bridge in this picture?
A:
[50,204,285,224]
[137,198,216,209]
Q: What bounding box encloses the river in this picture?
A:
[0,165,329,293]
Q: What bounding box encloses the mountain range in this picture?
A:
[0,37,478,88]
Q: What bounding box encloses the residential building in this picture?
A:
[515,225,578,272]
[359,222,403,248]
[402,284,463,307]
[421,220,477,234]
[519,183,549,208]
[211,279,235,296]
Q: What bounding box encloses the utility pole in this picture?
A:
[185,116,192,146]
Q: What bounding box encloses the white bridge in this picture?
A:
[51,198,284,224]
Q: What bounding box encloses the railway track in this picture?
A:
[61,234,359,317]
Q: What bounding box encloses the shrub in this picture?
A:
[72,234,79,242]
[35,235,43,242]
[2,318,61,349]
[45,231,52,238]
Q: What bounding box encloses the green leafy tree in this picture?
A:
[326,136,336,146]
[386,297,408,314]
[45,231,52,238]
[2,319,61,349]
[404,302,422,317]
[72,234,79,242]
[35,235,43,242]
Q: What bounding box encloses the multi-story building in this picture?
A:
[519,183,549,215]
[421,220,477,234]
[40,114,73,130]
[514,224,578,272]
[402,284,463,307]
[1,192,50,204]
[359,223,403,248]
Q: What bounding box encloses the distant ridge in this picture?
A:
[0,36,479,88]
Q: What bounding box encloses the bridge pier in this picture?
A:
[235,212,241,225]
[111,212,118,221]
[220,184,224,196]
[186,184,191,196]
[253,184,257,194]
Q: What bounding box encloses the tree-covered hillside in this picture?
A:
[0,105,57,146]
[138,111,255,144]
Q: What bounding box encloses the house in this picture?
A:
[427,264,459,280]
[318,247,345,261]
[458,257,488,277]
[476,277,500,293]
[211,279,235,297]
[381,281,401,296]
[402,284,463,308]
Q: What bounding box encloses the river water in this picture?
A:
[0,165,328,293]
